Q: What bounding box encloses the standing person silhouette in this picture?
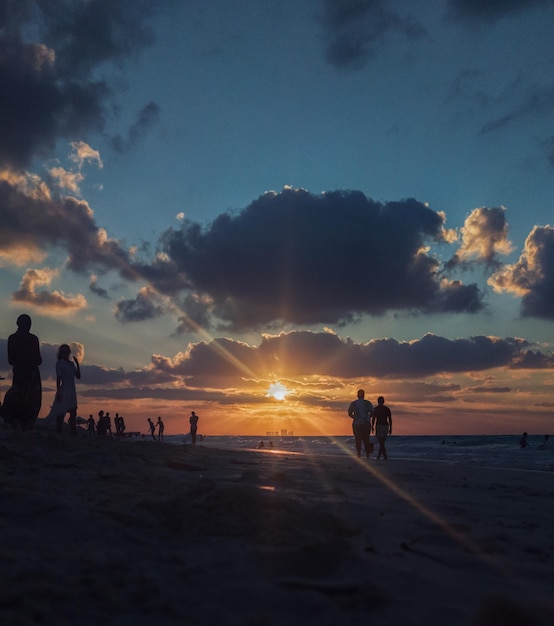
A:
[5,314,43,431]
[52,344,81,435]
[189,411,199,444]
[372,396,392,460]
[147,418,156,440]
[157,416,164,442]
[347,389,374,458]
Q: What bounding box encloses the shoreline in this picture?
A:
[2,428,554,625]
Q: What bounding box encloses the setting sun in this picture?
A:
[266,381,289,401]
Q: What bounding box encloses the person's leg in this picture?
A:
[377,437,385,459]
[362,426,372,458]
[68,410,77,436]
[56,414,64,433]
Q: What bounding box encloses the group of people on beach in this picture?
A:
[85,411,127,437]
[3,314,81,434]
[2,314,204,443]
[147,416,165,441]
[348,389,392,460]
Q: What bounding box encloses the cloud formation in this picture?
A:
[162,188,484,329]
[115,286,167,323]
[11,267,87,313]
[489,225,554,319]
[0,0,163,169]
[149,331,554,382]
[319,0,426,70]
[447,206,513,269]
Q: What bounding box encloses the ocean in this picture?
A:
[163,434,554,473]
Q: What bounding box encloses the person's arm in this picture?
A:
[388,409,392,435]
[347,402,355,418]
[73,357,81,379]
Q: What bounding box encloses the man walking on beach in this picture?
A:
[347,389,374,458]
[372,396,392,460]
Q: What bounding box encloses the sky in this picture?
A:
[1,0,554,437]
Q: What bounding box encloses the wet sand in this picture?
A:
[1,428,553,625]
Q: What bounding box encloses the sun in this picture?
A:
[266,381,289,401]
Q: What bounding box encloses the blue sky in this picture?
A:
[1,0,554,435]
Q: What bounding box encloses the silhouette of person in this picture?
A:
[157,416,164,442]
[118,414,126,436]
[347,389,374,458]
[538,434,549,449]
[51,344,81,435]
[105,411,112,436]
[148,418,156,440]
[87,414,95,435]
[189,411,199,444]
[520,432,528,448]
[96,410,107,436]
[372,396,392,460]
[5,314,42,430]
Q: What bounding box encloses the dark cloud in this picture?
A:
[114,287,166,323]
[0,180,131,273]
[112,101,161,153]
[479,86,554,135]
[448,0,554,23]
[150,331,553,381]
[89,276,110,299]
[173,294,214,334]
[489,225,554,319]
[161,188,484,329]
[319,0,426,70]
[0,0,165,169]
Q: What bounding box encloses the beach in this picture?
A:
[1,428,553,626]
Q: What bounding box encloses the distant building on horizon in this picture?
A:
[265,430,294,437]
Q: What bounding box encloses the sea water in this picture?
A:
[165,434,554,472]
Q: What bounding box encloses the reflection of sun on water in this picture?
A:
[266,381,289,401]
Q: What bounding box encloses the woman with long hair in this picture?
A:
[53,344,81,435]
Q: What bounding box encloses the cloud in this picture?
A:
[446,206,514,269]
[89,275,110,299]
[0,1,164,169]
[489,225,554,318]
[149,331,553,381]
[161,188,484,329]
[448,0,554,23]
[112,102,161,153]
[479,86,554,135]
[114,286,167,323]
[70,141,103,170]
[0,179,133,275]
[319,0,426,70]
[11,267,87,314]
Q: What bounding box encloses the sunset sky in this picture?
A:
[2,0,554,437]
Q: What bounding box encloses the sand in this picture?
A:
[1,427,553,626]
